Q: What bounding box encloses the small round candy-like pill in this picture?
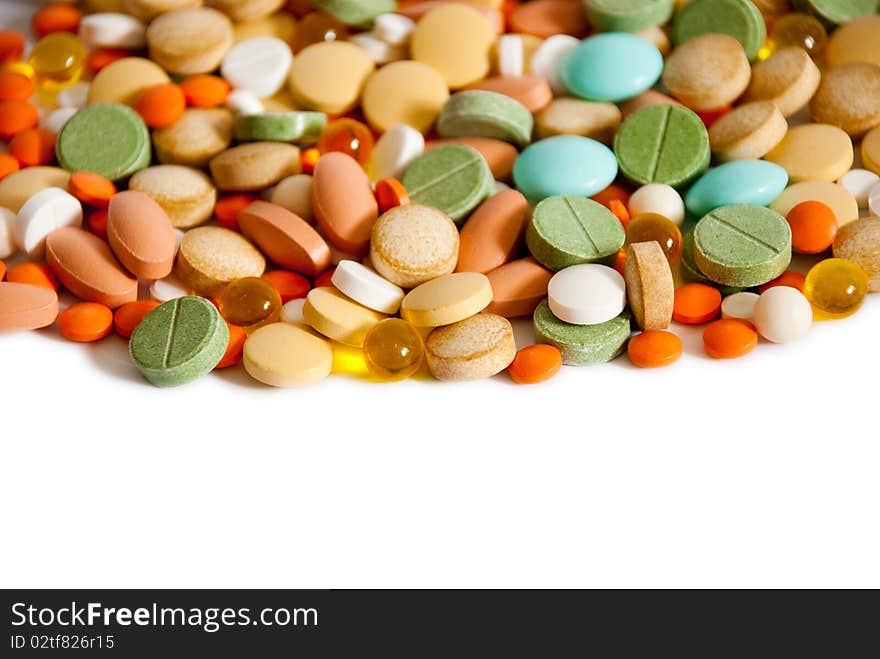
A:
[243,321,333,387]
[216,277,283,331]
[673,284,722,325]
[363,318,425,381]
[627,184,685,226]
[785,201,838,255]
[702,318,758,359]
[508,344,563,384]
[59,302,114,343]
[753,286,812,343]
[625,213,683,265]
[530,34,579,94]
[548,264,626,326]
[627,330,682,368]
[804,258,870,319]
[261,270,310,304]
[28,32,88,91]
[759,270,806,294]
[721,291,760,321]
[113,300,160,339]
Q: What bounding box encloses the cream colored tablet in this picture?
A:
[662,34,750,112]
[287,41,374,115]
[302,286,386,347]
[401,272,492,327]
[146,8,233,76]
[87,57,170,106]
[536,98,621,143]
[826,15,880,69]
[0,167,70,213]
[361,60,450,134]
[175,226,265,296]
[745,47,820,118]
[129,165,216,229]
[425,313,516,381]
[708,101,787,162]
[764,124,854,183]
[863,126,880,175]
[243,322,333,388]
[809,63,880,138]
[771,181,860,228]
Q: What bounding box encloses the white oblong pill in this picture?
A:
[351,32,406,65]
[331,259,405,314]
[531,34,579,94]
[548,264,626,325]
[628,183,686,225]
[56,82,90,110]
[14,188,83,259]
[221,37,293,99]
[374,13,416,46]
[78,13,146,50]
[150,274,189,302]
[281,297,306,325]
[497,34,524,77]
[838,169,880,209]
[369,123,425,182]
[270,174,313,223]
[753,286,812,343]
[721,291,760,321]
[0,207,17,259]
[41,107,78,135]
[226,88,264,116]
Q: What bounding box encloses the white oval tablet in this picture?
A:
[497,34,525,77]
[351,33,406,65]
[41,107,78,135]
[78,13,146,50]
[56,82,90,110]
[753,286,812,344]
[530,34,579,94]
[331,259,405,314]
[628,183,686,225]
[14,188,83,259]
[369,123,425,182]
[720,291,760,321]
[548,263,626,325]
[270,174,313,222]
[226,88,264,115]
[374,13,416,46]
[150,274,189,302]
[839,169,880,209]
[221,37,293,99]
[281,297,306,325]
[0,207,17,259]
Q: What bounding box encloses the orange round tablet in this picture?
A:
[135,83,186,128]
[215,193,258,231]
[86,48,129,74]
[301,147,321,175]
[0,100,38,140]
[673,283,721,325]
[87,209,109,239]
[0,259,6,281]
[508,344,563,384]
[0,70,36,102]
[0,153,20,181]
[9,127,56,167]
[786,201,837,254]
[32,3,81,38]
[702,319,757,359]
[179,75,229,108]
[59,302,113,342]
[628,330,682,368]
[6,262,58,291]
[261,270,311,303]
[315,266,335,288]
[0,31,25,64]
[215,323,247,369]
[68,171,117,207]
[591,183,631,209]
[758,270,806,294]
[113,300,160,339]
[375,178,410,213]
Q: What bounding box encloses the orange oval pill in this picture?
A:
[180,75,230,108]
[0,153,20,181]
[702,318,758,359]
[591,183,632,209]
[311,152,378,255]
[32,3,81,38]
[426,137,518,180]
[628,330,682,368]
[215,323,247,369]
[0,100,38,140]
[0,31,25,64]
[215,194,259,231]
[107,190,177,280]
[0,281,59,332]
[87,208,109,239]
[673,283,722,325]
[59,302,113,342]
[786,201,838,254]
[261,270,311,303]
[135,83,186,128]
[485,257,553,318]
[113,299,160,339]
[466,75,553,113]
[758,270,806,294]
[508,343,563,384]
[509,0,589,38]
[6,262,58,291]
[68,171,117,207]
[375,178,410,213]
[0,259,5,281]
[0,70,36,102]
[457,189,529,274]
[9,127,56,167]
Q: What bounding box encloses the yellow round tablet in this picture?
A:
[826,15,880,69]
[302,287,386,347]
[771,181,860,228]
[87,57,170,106]
[0,167,70,213]
[362,61,449,134]
[287,41,374,115]
[243,322,333,387]
[233,12,296,44]
[401,272,493,327]
[764,124,853,183]
[411,4,494,89]
[862,125,880,175]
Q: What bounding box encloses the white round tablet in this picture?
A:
[41,107,78,135]
[374,13,416,46]
[221,37,293,99]
[150,275,188,302]
[548,264,626,325]
[281,298,306,325]
[0,207,17,259]
[497,34,524,77]
[226,89,264,116]
[753,286,812,343]
[369,123,425,182]
[14,187,83,259]
[720,291,760,321]
[331,260,405,314]
[270,174,314,222]
[78,13,146,50]
[838,169,880,209]
[56,82,90,110]
[531,35,579,94]
[628,183,686,225]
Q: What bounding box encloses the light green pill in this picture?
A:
[401,144,494,223]
[129,296,229,388]
[526,195,625,272]
[672,0,767,61]
[56,103,151,181]
[311,0,395,27]
[436,90,534,149]
[613,104,710,188]
[792,0,879,26]
[582,0,675,32]
[534,300,631,366]
[680,226,744,296]
[693,205,792,288]
[234,112,327,143]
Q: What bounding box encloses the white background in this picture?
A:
[2,1,879,589]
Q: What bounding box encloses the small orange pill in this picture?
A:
[135,83,186,128]
[301,147,321,174]
[215,193,258,231]
[215,323,247,369]
[0,70,36,102]
[261,270,311,303]
[609,199,630,227]
[591,182,631,209]
[179,75,230,108]
[113,300,160,339]
[673,283,722,325]
[508,343,563,384]
[0,259,6,281]
[786,201,837,254]
[314,266,335,288]
[758,270,806,294]
[60,302,113,342]
[375,178,410,213]
[68,172,117,207]
[0,153,20,181]
[0,100,38,140]
[702,318,758,359]
[86,48,130,74]
[628,330,682,368]
[0,31,25,64]
[87,209,109,239]
[6,262,58,291]
[9,127,56,167]
[32,3,81,38]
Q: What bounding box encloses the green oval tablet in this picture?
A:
[792,0,879,26]
[56,103,151,181]
[402,144,494,223]
[672,0,767,61]
[534,299,631,366]
[583,0,675,32]
[234,112,327,143]
[613,104,710,188]
[693,205,792,288]
[437,90,534,148]
[526,196,626,271]
[130,296,229,387]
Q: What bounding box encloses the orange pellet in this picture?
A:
[86,48,129,74]
[609,199,630,227]
[261,270,311,302]
[673,283,721,325]
[32,3,81,38]
[0,153,20,181]
[786,200,837,254]
[702,318,758,359]
[215,323,247,369]
[0,70,36,102]
[301,147,320,175]
[179,75,230,108]
[628,330,682,368]
[612,248,627,277]
[9,127,56,167]
[68,171,117,207]
[315,266,335,288]
[697,104,732,128]
[135,83,186,128]
[375,178,410,213]
[87,209,109,239]
[591,183,631,209]
[215,193,258,231]
[0,259,5,281]
[0,31,25,64]
[113,300,160,339]
[0,100,38,140]
[759,270,806,294]
[59,302,113,342]
[6,262,58,291]
[508,344,563,384]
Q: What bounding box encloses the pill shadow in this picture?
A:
[83,335,145,385]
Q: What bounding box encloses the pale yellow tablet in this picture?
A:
[233,12,296,44]
[287,42,374,115]
[771,182,860,228]
[826,15,880,69]
[302,287,386,347]
[362,61,449,134]
[243,322,333,388]
[0,167,70,213]
[87,57,170,106]
[401,272,493,327]
[411,4,494,89]
[764,124,853,183]
[862,125,880,175]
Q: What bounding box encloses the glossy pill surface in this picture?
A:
[363,318,425,381]
[216,277,282,331]
[803,258,869,319]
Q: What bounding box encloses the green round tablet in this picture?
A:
[526,196,625,271]
[792,0,879,26]
[234,112,327,143]
[56,103,151,181]
[436,90,534,149]
[613,104,710,188]
[401,144,494,223]
[672,0,767,61]
[693,205,792,288]
[130,296,229,388]
[680,225,744,296]
[311,0,395,27]
[534,300,631,366]
[583,0,675,32]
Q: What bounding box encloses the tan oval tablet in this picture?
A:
[425,312,516,381]
[146,8,234,75]
[662,34,751,112]
[426,137,518,180]
[302,286,386,347]
[833,217,880,292]
[107,190,177,280]
[129,165,217,229]
[311,152,379,256]
[466,74,552,113]
[745,47,821,118]
[708,101,788,162]
[45,227,138,309]
[457,189,529,274]
[401,272,493,327]
[237,201,331,278]
[287,41,374,115]
[411,4,494,89]
[153,108,233,168]
[243,322,333,387]
[625,241,674,331]
[809,62,880,138]
[209,142,301,192]
[771,181,860,227]
[0,167,70,213]
[536,98,622,143]
[87,57,170,106]
[484,257,553,317]
[764,124,853,183]
[0,282,59,332]
[176,226,265,296]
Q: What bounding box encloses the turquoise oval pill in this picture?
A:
[684,160,789,218]
[513,135,618,203]
[559,32,663,102]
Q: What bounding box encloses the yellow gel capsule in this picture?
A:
[216,277,282,331]
[804,258,869,319]
[363,318,425,382]
[28,33,87,91]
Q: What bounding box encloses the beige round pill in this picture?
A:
[362,60,450,134]
[411,4,494,89]
[214,0,283,23]
[425,313,516,381]
[833,217,880,292]
[87,57,170,106]
[302,286,386,347]
[233,13,296,45]
[536,98,621,143]
[708,101,787,162]
[0,167,69,213]
[863,125,880,175]
[209,142,301,192]
[123,0,202,22]
[771,181,860,228]
[153,108,233,168]
[810,62,880,138]
[176,226,265,296]
[764,124,853,183]
[401,272,493,327]
[129,165,217,229]
[243,322,333,388]
[287,41,374,115]
[146,8,233,75]
[826,15,880,69]
[745,47,820,118]
[370,204,460,289]
[662,34,750,112]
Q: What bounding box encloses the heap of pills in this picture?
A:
[1,0,879,387]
